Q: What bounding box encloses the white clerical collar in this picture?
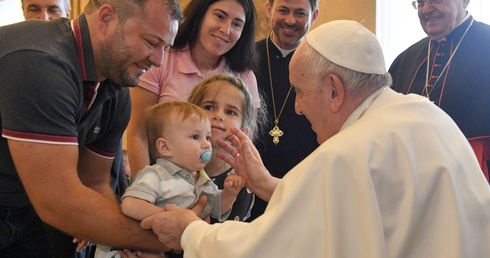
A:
[269,33,296,58]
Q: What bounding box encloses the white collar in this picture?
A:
[269,33,296,58]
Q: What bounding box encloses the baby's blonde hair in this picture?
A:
[145,101,208,158]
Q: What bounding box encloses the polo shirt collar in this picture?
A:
[155,158,210,184]
[72,14,97,83]
[72,14,120,111]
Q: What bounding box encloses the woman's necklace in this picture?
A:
[266,35,293,145]
[424,18,473,101]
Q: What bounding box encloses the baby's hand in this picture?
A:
[73,237,94,252]
[223,174,245,195]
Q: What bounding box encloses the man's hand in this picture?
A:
[216,127,280,202]
[140,196,208,250]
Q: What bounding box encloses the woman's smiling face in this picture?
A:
[195,0,246,59]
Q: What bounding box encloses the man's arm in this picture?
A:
[8,139,169,252]
[77,147,116,199]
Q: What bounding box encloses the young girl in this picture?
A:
[188,74,266,222]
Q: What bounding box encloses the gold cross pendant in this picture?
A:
[269,125,283,145]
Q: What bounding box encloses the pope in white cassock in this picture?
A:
[139,20,490,258]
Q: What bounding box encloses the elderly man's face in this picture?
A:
[289,43,334,144]
[417,0,468,40]
[22,0,69,21]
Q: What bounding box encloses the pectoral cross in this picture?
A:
[269,125,283,145]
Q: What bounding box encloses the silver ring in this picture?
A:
[235,153,240,158]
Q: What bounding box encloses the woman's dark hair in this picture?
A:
[173,0,257,72]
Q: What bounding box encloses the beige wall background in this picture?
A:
[70,0,376,37]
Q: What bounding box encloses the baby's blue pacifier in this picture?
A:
[200,151,212,162]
